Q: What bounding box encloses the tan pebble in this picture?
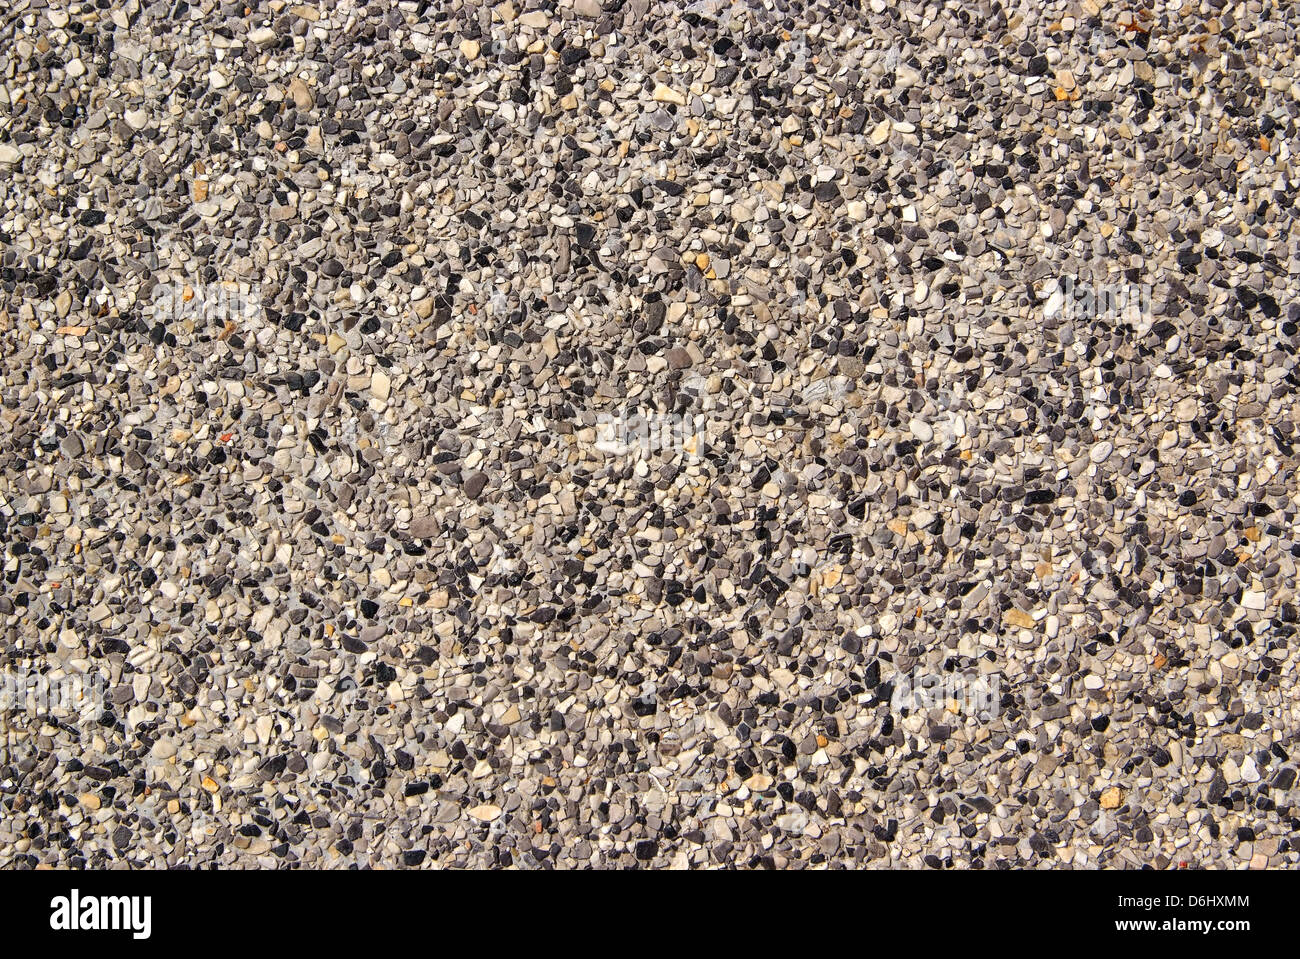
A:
[288,77,313,110]
[1005,608,1036,629]
[652,83,686,106]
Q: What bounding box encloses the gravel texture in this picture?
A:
[1,0,1299,869]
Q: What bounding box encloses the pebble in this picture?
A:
[468,804,503,822]
[652,84,687,106]
[287,77,313,110]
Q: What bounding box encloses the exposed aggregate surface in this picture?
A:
[2,0,1300,869]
